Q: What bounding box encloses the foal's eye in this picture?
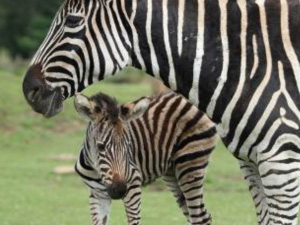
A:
[65,15,83,28]
[94,106,101,113]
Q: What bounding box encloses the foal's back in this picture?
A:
[126,92,217,183]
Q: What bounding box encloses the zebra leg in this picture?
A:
[89,189,111,225]
[239,160,268,224]
[162,172,189,220]
[123,185,142,225]
[175,165,211,225]
[75,157,111,225]
[257,152,300,225]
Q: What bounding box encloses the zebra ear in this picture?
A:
[74,93,92,121]
[120,98,150,121]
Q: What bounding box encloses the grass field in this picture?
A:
[0,69,259,225]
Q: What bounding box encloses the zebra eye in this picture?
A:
[94,106,101,113]
[65,15,83,28]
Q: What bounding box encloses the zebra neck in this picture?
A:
[128,0,219,113]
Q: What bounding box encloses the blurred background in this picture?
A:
[0,0,256,224]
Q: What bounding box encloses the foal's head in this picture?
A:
[75,92,150,199]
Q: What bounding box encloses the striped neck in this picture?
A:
[127,0,215,111]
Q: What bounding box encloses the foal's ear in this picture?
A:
[74,93,92,121]
[120,97,151,121]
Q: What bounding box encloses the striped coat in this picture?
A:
[74,92,217,225]
[22,0,300,224]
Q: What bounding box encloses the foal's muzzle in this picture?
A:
[106,176,127,200]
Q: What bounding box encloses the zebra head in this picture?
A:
[75,92,150,199]
[23,0,132,117]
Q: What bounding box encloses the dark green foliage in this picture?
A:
[0,0,64,58]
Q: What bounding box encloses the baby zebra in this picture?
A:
[74,91,217,225]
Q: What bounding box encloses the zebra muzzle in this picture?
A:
[106,175,127,200]
[23,64,63,118]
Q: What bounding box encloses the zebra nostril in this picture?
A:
[23,64,45,103]
[27,87,43,103]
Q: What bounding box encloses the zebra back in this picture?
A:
[125,92,217,184]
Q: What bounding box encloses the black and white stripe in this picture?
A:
[75,92,217,225]
[24,0,300,224]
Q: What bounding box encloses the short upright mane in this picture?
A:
[90,93,119,123]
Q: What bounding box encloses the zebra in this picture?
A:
[74,91,217,225]
[22,0,300,224]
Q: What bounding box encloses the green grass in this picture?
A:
[0,69,258,225]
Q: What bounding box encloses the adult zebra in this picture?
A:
[74,91,216,225]
[22,0,300,224]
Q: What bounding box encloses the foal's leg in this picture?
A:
[176,168,211,225]
[75,157,111,225]
[174,151,212,225]
[173,117,215,224]
[162,171,189,220]
[123,169,142,225]
[87,183,111,225]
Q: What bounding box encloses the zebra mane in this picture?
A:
[90,92,120,123]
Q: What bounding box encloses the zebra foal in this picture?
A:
[74,91,217,225]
